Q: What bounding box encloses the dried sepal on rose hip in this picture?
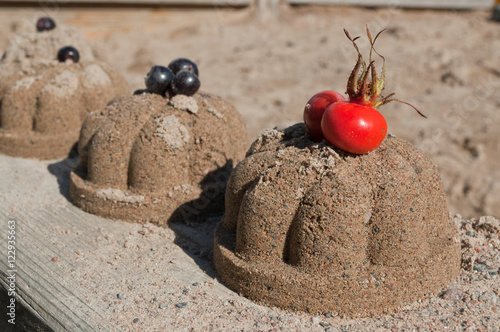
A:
[304,27,426,154]
[342,27,426,116]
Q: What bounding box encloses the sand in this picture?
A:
[0,147,497,331]
[214,124,461,317]
[2,6,498,214]
[70,91,247,225]
[0,21,128,159]
[0,5,499,331]
[70,214,500,331]
[0,148,498,331]
[83,5,500,221]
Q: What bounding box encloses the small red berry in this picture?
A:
[303,90,345,141]
[321,101,387,154]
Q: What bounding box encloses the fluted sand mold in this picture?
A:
[0,20,127,159]
[214,123,461,317]
[70,92,247,224]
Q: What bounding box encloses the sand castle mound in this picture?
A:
[0,22,127,159]
[70,92,247,225]
[213,123,461,317]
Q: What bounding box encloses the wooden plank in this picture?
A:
[0,283,52,332]
[288,0,493,9]
[0,154,236,331]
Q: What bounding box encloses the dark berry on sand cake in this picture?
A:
[70,62,248,225]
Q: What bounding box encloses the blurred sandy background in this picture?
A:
[1,3,500,331]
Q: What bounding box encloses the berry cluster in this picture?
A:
[145,58,200,97]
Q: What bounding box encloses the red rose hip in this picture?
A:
[321,101,387,154]
[305,27,425,154]
[303,90,345,141]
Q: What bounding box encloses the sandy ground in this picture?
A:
[0,152,498,332]
[0,4,499,331]
[1,5,499,219]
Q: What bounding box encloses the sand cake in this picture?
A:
[213,123,461,317]
[70,92,247,225]
[0,20,127,159]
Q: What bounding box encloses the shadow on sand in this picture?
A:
[167,160,235,280]
[47,143,79,202]
[48,152,235,281]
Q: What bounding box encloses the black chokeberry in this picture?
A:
[168,58,199,77]
[36,17,56,32]
[57,46,80,63]
[171,70,201,96]
[145,66,174,96]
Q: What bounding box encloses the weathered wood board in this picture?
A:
[0,154,237,331]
